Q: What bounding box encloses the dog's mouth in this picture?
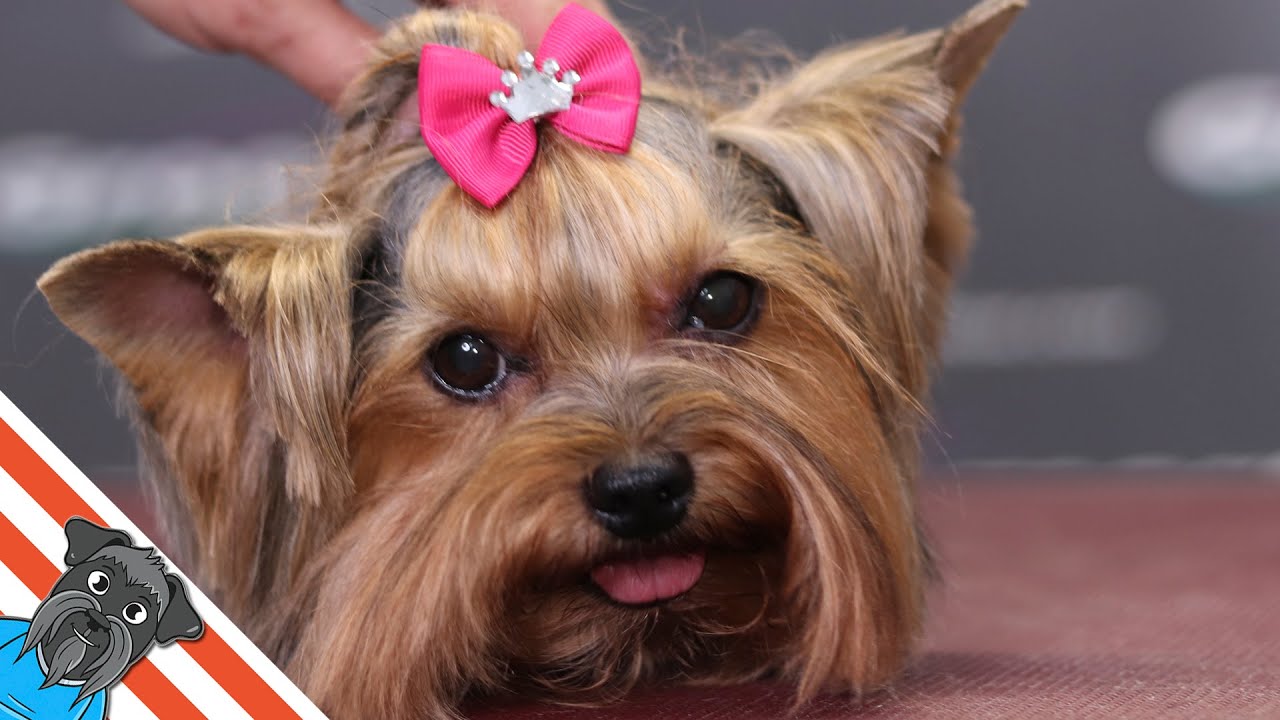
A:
[72,627,98,648]
[588,548,706,606]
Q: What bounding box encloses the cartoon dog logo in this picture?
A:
[0,517,204,720]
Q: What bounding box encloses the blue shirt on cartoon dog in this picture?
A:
[0,617,106,720]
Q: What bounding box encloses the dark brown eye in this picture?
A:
[429,333,508,399]
[683,272,760,337]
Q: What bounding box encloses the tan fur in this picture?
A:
[38,2,1023,717]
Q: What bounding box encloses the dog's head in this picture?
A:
[21,519,203,704]
[39,1,1021,716]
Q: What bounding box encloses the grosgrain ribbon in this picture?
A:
[417,3,641,207]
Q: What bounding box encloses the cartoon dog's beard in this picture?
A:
[23,590,94,660]
[42,635,86,685]
[24,591,135,703]
[69,619,132,703]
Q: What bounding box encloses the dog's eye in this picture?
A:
[87,570,109,596]
[428,333,508,399]
[122,602,148,625]
[683,272,760,338]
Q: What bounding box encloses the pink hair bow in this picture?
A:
[417,3,641,208]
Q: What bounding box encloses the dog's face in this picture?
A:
[38,1,1021,717]
[22,519,203,703]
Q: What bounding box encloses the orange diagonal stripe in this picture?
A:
[0,416,305,720]
[0,510,205,718]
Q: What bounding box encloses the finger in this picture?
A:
[238,0,380,108]
[122,0,235,52]
[125,0,379,108]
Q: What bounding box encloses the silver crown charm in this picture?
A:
[489,51,581,123]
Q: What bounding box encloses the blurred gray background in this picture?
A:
[3,1,1279,500]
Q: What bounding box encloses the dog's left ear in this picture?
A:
[156,574,204,645]
[932,0,1026,153]
[712,0,1024,398]
[64,517,132,566]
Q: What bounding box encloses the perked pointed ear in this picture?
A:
[64,517,132,566]
[710,0,1024,399]
[936,0,1026,103]
[38,224,358,508]
[156,574,204,645]
[40,238,239,394]
[934,0,1026,156]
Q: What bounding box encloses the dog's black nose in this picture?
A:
[85,610,109,633]
[586,452,694,539]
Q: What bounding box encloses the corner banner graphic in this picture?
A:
[0,390,328,720]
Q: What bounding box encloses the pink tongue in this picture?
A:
[591,550,706,605]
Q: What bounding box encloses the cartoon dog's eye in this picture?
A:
[122,602,148,625]
[87,570,110,596]
[428,333,509,399]
[683,272,761,339]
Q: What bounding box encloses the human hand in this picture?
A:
[122,0,616,108]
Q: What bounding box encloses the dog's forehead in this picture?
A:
[391,100,741,339]
[86,545,170,608]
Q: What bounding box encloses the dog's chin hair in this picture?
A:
[27,593,134,703]
[24,591,94,658]
[507,554,780,705]
[41,636,87,688]
[74,619,133,704]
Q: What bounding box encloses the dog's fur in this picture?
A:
[38,2,1022,717]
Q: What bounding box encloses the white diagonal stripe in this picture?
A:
[0,556,40,616]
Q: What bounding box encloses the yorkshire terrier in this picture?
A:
[38,1,1022,717]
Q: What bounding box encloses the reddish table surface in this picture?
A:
[461,475,1280,719]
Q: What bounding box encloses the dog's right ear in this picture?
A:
[64,518,132,566]
[156,574,204,645]
[40,237,244,418]
[39,225,357,508]
[42,226,360,603]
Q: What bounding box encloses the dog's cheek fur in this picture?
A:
[277,401,623,717]
[722,236,927,699]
